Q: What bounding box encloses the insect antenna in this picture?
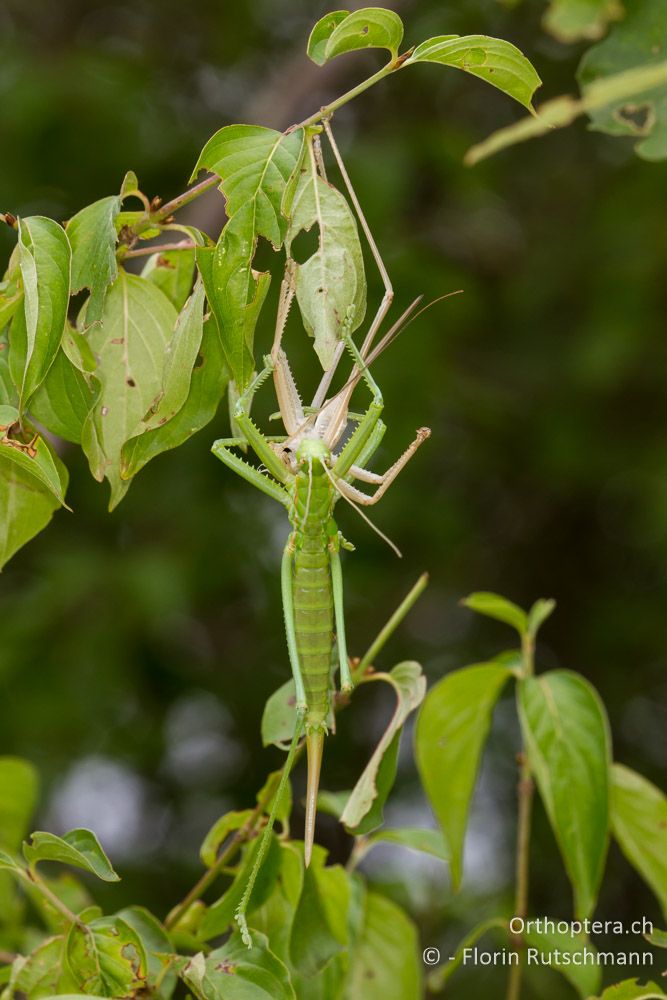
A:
[321,460,402,558]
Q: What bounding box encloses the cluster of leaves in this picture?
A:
[470,0,667,162]
[418,594,667,998]
[1,592,666,999]
[0,6,541,570]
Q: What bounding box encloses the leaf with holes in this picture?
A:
[179,932,295,1000]
[416,661,513,888]
[191,126,303,248]
[121,313,229,478]
[286,157,366,370]
[8,216,71,412]
[0,449,65,570]
[81,271,177,508]
[340,662,426,832]
[67,915,147,998]
[117,906,177,1000]
[518,670,611,919]
[406,35,542,112]
[67,195,121,325]
[308,8,404,65]
[0,407,68,505]
[579,5,667,160]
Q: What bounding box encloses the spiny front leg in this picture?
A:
[281,537,308,712]
[341,427,431,505]
[212,440,291,508]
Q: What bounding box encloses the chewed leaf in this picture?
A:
[406,34,542,112]
[67,915,147,997]
[178,933,294,1000]
[23,829,119,882]
[0,449,65,570]
[341,662,426,832]
[308,8,404,65]
[191,125,303,248]
[67,196,120,325]
[307,11,349,65]
[287,155,366,369]
[0,416,69,506]
[579,3,667,160]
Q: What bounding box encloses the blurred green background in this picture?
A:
[1,0,666,996]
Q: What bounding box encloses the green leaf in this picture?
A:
[0,408,69,505]
[67,196,120,324]
[461,591,528,634]
[9,216,71,412]
[8,935,78,998]
[518,670,611,919]
[197,208,271,391]
[543,0,623,43]
[0,848,22,872]
[406,35,542,112]
[198,834,282,941]
[611,763,667,919]
[142,246,196,311]
[117,906,176,1000]
[306,11,349,65]
[289,861,349,978]
[81,271,178,507]
[364,827,449,861]
[191,126,303,248]
[308,8,404,65]
[121,313,228,479]
[316,789,351,819]
[0,757,39,850]
[199,809,253,868]
[0,448,64,570]
[415,661,513,888]
[646,928,667,948]
[346,891,422,999]
[23,828,119,882]
[340,662,426,832]
[30,328,97,444]
[262,679,300,749]
[67,915,147,997]
[286,157,366,370]
[590,981,667,999]
[527,597,556,637]
[178,932,295,1000]
[523,928,602,998]
[0,756,38,919]
[579,5,667,160]
[121,279,205,441]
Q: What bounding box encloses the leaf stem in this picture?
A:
[153,176,219,221]
[355,572,429,681]
[121,240,196,259]
[22,868,84,928]
[506,633,535,1000]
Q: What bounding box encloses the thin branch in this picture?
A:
[121,240,196,259]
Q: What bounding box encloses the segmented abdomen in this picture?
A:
[293,537,333,726]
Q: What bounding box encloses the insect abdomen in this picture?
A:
[293,538,333,725]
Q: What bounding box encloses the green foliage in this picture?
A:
[406,35,542,111]
[591,982,667,999]
[23,830,119,882]
[611,764,667,919]
[416,660,514,888]
[518,670,611,919]
[579,1,667,159]
[308,8,404,65]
